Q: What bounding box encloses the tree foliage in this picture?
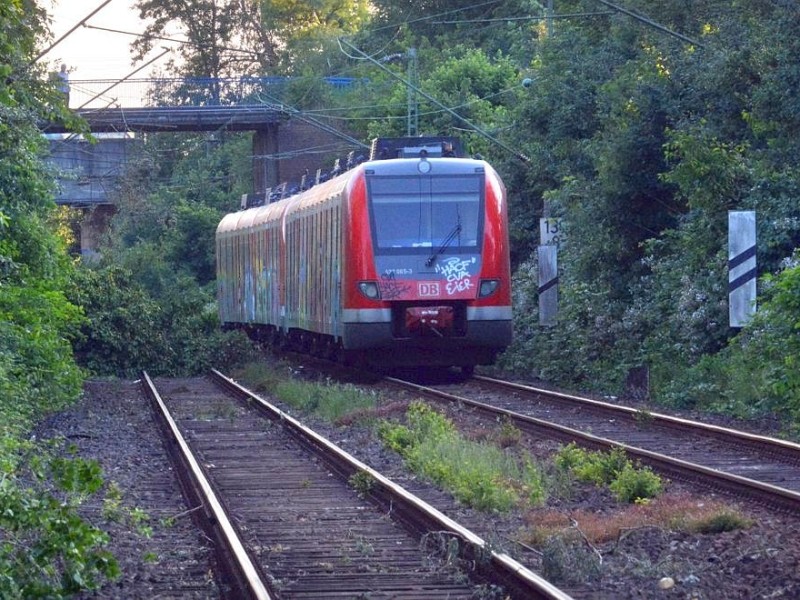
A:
[0,0,86,428]
[0,440,120,598]
[63,0,800,431]
[72,132,259,377]
[0,1,122,594]
[357,45,519,156]
[493,0,800,422]
[68,263,256,378]
[133,0,370,77]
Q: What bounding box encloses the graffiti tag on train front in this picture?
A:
[380,271,411,299]
[435,257,475,295]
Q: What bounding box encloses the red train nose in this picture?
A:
[405,306,454,336]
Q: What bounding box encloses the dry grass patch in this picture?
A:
[519,492,752,546]
[335,400,410,426]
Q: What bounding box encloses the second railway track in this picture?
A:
[384,373,800,513]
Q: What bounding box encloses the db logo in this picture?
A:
[418,282,440,297]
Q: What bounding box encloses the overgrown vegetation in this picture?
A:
[274,376,379,422]
[23,0,796,429]
[554,443,663,503]
[0,1,122,594]
[238,366,548,512]
[378,402,547,512]
[235,361,755,589]
[68,132,260,378]
[5,0,800,591]
[49,0,800,434]
[666,253,800,428]
[489,3,800,431]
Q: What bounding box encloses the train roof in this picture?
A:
[362,155,488,177]
[370,136,464,159]
[217,152,500,236]
[216,202,281,235]
[284,173,350,218]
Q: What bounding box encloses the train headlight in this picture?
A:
[358,281,381,300]
[478,279,500,298]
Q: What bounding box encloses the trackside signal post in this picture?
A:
[538,217,563,326]
[728,211,757,327]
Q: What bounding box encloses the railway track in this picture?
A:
[384,374,800,513]
[141,371,572,599]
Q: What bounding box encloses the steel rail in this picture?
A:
[141,372,272,600]
[386,376,800,513]
[476,375,800,459]
[210,369,573,600]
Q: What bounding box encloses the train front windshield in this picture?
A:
[367,174,484,253]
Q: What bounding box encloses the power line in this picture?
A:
[433,11,614,24]
[253,88,369,151]
[83,24,260,56]
[77,48,171,110]
[338,38,529,163]
[33,0,114,64]
[591,0,704,47]
[302,85,519,122]
[366,0,504,35]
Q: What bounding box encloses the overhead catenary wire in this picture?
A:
[32,0,114,64]
[83,24,260,56]
[77,48,172,110]
[433,11,614,24]
[253,88,369,151]
[302,84,521,121]
[365,0,504,35]
[591,0,704,47]
[338,37,529,164]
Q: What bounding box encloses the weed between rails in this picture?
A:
[378,401,548,512]
[235,361,753,583]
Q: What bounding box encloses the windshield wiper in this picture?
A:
[425,219,461,267]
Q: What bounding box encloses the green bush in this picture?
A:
[0,285,84,435]
[554,443,664,503]
[553,442,589,472]
[0,438,120,597]
[378,402,548,512]
[689,510,752,534]
[655,255,800,429]
[608,464,663,503]
[573,447,630,486]
[376,421,415,456]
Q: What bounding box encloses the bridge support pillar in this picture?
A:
[253,125,279,194]
[78,204,115,260]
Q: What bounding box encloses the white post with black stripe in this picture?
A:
[728,211,757,327]
[538,245,558,326]
[538,218,562,326]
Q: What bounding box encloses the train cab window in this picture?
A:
[367,174,483,253]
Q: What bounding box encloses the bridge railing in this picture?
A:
[69,76,364,109]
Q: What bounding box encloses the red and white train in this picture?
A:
[216,138,512,373]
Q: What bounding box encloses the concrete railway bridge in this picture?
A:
[44,76,367,256]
